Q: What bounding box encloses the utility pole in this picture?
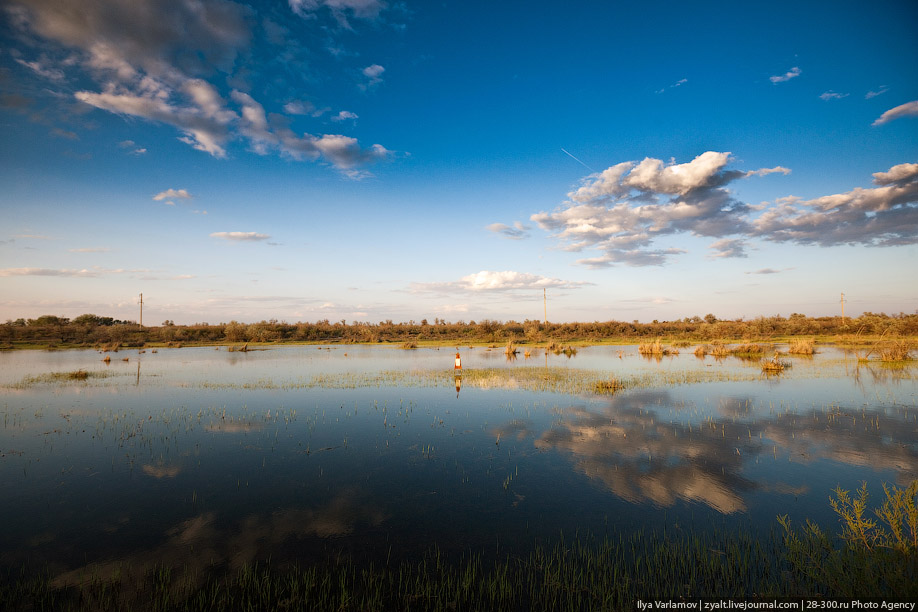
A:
[139,292,143,328]
[840,292,846,326]
[543,288,547,325]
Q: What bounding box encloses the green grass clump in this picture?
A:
[778,480,918,597]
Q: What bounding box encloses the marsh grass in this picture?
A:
[788,339,816,355]
[1,529,785,611]
[12,370,115,387]
[878,339,913,362]
[761,359,791,373]
[730,343,767,356]
[778,480,918,597]
[400,341,419,349]
[638,339,678,356]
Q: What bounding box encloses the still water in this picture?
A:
[1,344,915,581]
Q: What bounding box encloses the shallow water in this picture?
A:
[1,344,915,578]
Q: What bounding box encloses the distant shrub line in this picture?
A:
[3,312,917,349]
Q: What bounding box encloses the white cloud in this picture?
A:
[412,270,590,294]
[153,188,192,201]
[0,267,98,277]
[289,0,386,20]
[531,153,918,267]
[15,57,65,81]
[210,231,271,242]
[752,161,918,247]
[819,91,848,101]
[332,110,358,122]
[745,166,791,177]
[486,221,531,240]
[12,0,391,172]
[872,100,918,126]
[707,238,748,259]
[360,64,385,89]
[770,66,801,83]
[69,247,111,253]
[534,152,754,266]
[865,86,889,99]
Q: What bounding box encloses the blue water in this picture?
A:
[1,344,915,578]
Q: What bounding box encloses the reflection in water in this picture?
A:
[51,490,385,588]
[532,389,918,513]
[535,391,757,514]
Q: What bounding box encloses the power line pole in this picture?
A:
[139,292,143,328]
[840,292,846,326]
[543,288,547,325]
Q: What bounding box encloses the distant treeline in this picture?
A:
[3,312,917,348]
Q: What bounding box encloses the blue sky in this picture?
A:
[1,0,916,325]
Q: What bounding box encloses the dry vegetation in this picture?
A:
[4,312,918,350]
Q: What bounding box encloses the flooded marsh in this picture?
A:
[1,344,916,603]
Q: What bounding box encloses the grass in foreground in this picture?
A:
[4,482,915,610]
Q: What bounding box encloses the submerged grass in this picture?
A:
[9,369,116,388]
[193,366,761,395]
[0,528,785,611]
[7,480,917,611]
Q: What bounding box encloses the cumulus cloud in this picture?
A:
[532,152,764,266]
[751,162,918,248]
[153,188,192,201]
[210,231,271,242]
[486,221,531,240]
[707,238,748,259]
[770,66,801,83]
[230,92,387,173]
[360,64,385,89]
[411,271,590,294]
[872,100,918,126]
[531,153,918,267]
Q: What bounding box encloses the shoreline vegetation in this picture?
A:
[2,482,915,610]
[2,312,917,354]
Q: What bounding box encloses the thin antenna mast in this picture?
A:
[543,288,547,325]
[139,293,143,328]
[840,292,846,326]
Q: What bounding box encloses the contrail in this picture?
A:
[561,148,595,172]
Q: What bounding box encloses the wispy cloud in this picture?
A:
[745,268,792,275]
[819,91,848,101]
[153,188,192,201]
[210,232,271,242]
[332,110,358,122]
[15,58,65,81]
[872,100,918,126]
[865,86,889,99]
[411,271,590,294]
[69,247,111,253]
[770,66,801,83]
[655,78,687,94]
[486,221,531,240]
[288,0,387,22]
[10,0,391,172]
